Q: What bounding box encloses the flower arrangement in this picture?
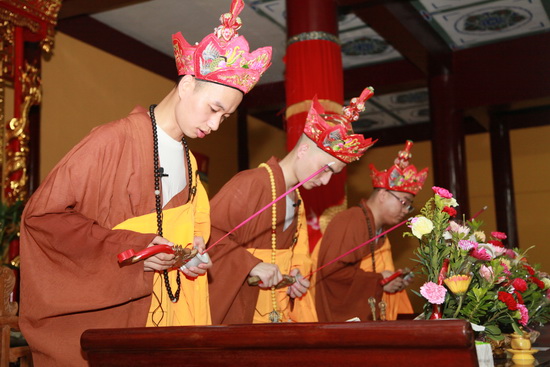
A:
[407,186,550,342]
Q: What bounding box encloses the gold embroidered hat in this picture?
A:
[303,87,377,163]
[172,0,272,94]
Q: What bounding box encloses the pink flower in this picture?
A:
[479,265,494,282]
[485,243,507,257]
[420,281,447,304]
[517,303,529,326]
[501,262,512,276]
[491,231,507,240]
[447,221,470,235]
[458,240,477,251]
[505,249,517,259]
[470,247,493,261]
[432,186,453,199]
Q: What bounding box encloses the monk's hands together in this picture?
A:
[249,263,283,288]
[180,236,212,278]
[143,236,176,272]
[381,269,408,294]
[287,268,310,299]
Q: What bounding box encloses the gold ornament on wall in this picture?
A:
[0,0,61,204]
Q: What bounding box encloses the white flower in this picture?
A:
[442,197,459,207]
[411,217,434,239]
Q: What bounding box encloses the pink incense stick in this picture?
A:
[306,218,409,279]
[204,162,334,254]
[470,205,488,221]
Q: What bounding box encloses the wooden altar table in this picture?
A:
[81,319,478,366]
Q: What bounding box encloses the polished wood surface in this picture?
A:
[82,319,478,367]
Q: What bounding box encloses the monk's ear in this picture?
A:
[177,75,195,98]
[378,189,388,204]
[296,142,310,159]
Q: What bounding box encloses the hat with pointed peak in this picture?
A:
[370,140,428,195]
[303,87,377,163]
[172,0,272,94]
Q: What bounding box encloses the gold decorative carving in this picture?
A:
[4,61,41,203]
[0,266,18,317]
[0,0,60,205]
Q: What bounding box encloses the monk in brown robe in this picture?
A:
[314,141,428,322]
[19,1,272,364]
[207,88,376,324]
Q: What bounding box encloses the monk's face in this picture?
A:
[176,76,243,139]
[381,189,414,225]
[296,146,346,189]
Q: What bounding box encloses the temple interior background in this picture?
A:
[2,0,550,313]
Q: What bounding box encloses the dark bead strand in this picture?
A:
[182,136,195,201]
[149,104,190,303]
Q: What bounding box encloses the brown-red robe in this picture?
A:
[20,106,196,366]
[314,203,384,322]
[207,157,302,324]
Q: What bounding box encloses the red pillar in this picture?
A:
[285,0,345,249]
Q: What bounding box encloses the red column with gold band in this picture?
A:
[285,0,346,249]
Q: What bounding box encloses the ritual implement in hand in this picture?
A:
[116,163,334,267]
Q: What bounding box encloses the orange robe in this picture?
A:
[20,106,210,366]
[207,157,317,324]
[313,204,384,322]
[313,203,413,322]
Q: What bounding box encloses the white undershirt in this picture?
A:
[284,196,296,231]
[156,124,186,207]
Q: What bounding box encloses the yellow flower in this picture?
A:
[474,231,486,242]
[411,217,434,239]
[444,274,472,295]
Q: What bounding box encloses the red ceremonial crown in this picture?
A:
[303,87,377,163]
[370,140,428,195]
[172,0,272,94]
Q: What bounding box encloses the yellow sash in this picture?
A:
[246,204,318,323]
[359,237,413,320]
[113,204,211,326]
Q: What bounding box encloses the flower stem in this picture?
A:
[453,295,465,318]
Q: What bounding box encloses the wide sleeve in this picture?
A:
[207,171,263,275]
[315,209,384,321]
[21,123,156,319]
[318,211,383,284]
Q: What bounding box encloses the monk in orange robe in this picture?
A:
[207,89,376,324]
[19,1,272,364]
[313,141,428,322]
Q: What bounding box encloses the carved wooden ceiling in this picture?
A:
[56,0,550,145]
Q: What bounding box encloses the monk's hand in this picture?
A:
[180,236,212,278]
[249,263,283,288]
[381,270,406,294]
[143,236,176,272]
[193,236,207,254]
[287,268,309,299]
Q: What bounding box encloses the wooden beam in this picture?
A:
[58,0,151,19]
[57,16,176,81]
[344,59,425,99]
[454,32,550,109]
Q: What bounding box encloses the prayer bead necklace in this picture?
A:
[359,201,377,273]
[150,104,194,303]
[260,163,302,323]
